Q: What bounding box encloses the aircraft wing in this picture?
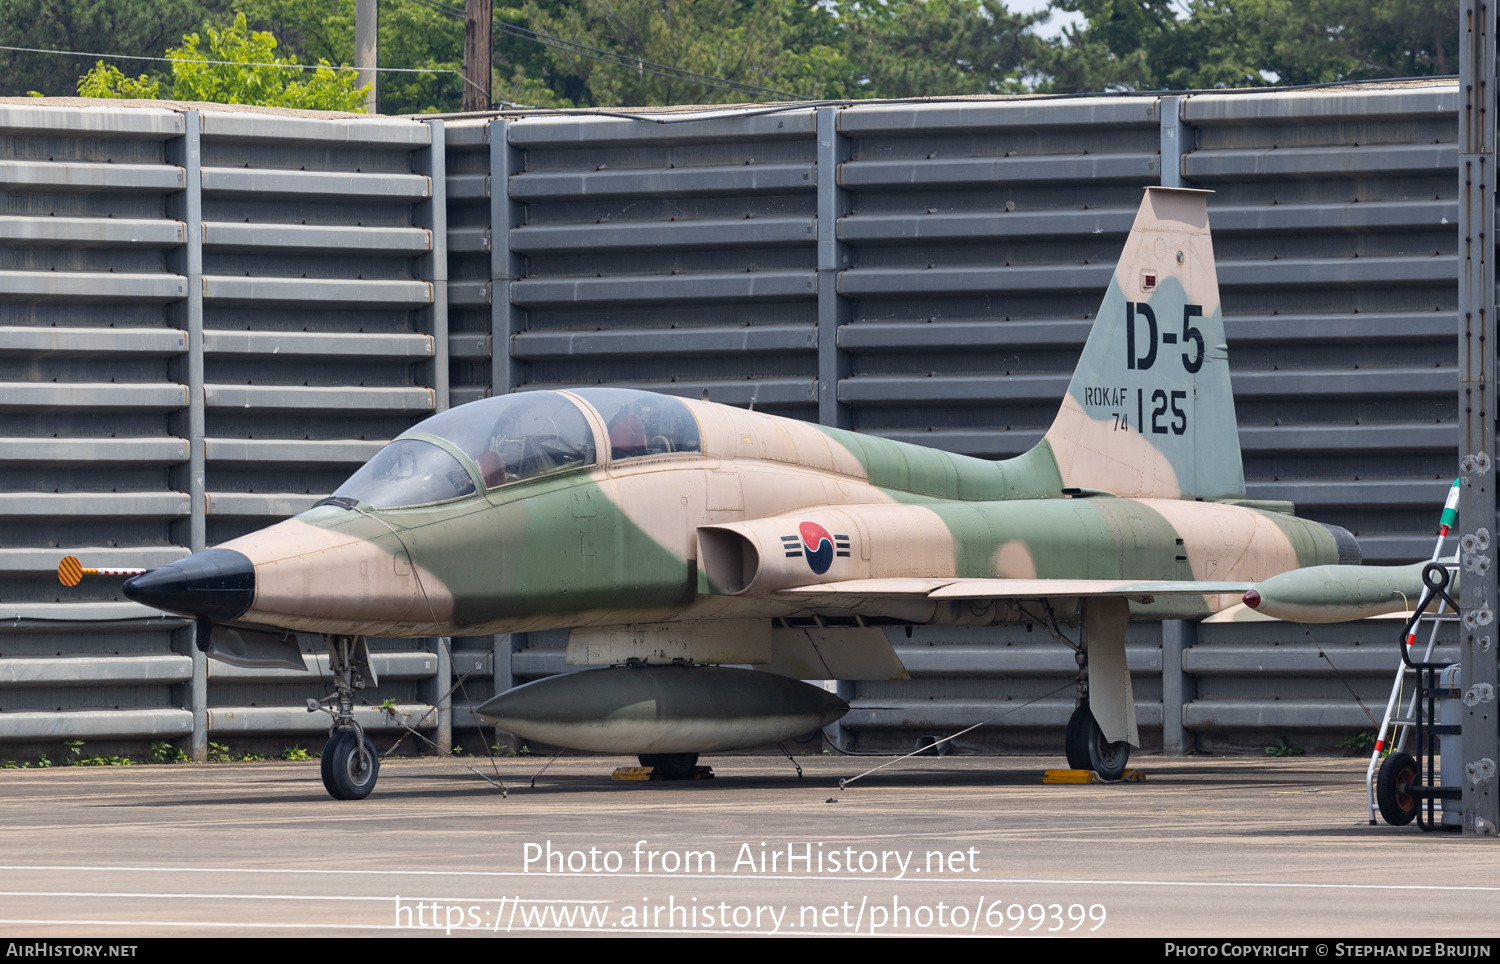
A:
[780,578,1253,603]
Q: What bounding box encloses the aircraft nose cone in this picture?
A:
[123,548,255,621]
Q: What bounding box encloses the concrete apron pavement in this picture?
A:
[0,755,1493,937]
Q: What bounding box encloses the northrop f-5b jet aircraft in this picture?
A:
[110,187,1365,799]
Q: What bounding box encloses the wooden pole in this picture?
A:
[464,0,492,112]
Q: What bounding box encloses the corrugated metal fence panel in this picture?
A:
[441,120,506,719]
[841,624,1165,754]
[444,119,493,406]
[834,98,1162,455]
[0,105,441,752]
[1183,87,1459,564]
[507,111,821,417]
[0,104,194,750]
[195,111,440,742]
[198,111,437,545]
[1186,616,1459,750]
[0,91,1474,758]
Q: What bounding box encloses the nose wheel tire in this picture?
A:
[1064,702,1130,781]
[322,729,380,800]
[1376,751,1419,827]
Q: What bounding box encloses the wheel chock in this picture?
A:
[611,765,716,781]
[1043,768,1146,784]
[612,766,661,781]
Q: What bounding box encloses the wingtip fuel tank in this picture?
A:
[1242,562,1437,623]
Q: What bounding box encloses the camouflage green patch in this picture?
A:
[813,425,1064,504]
[371,471,693,628]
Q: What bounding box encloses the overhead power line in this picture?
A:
[403,0,809,101]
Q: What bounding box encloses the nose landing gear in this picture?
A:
[309,634,382,800]
[323,728,380,800]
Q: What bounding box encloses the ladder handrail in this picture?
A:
[1400,563,1461,671]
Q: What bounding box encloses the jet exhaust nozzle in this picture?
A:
[122,548,256,621]
[477,665,848,754]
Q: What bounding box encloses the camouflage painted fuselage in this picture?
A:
[213,395,1344,638]
[208,187,1349,639]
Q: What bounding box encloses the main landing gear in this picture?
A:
[638,753,699,780]
[308,634,381,800]
[1065,702,1131,782]
[1064,612,1130,781]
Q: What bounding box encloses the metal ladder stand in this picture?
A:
[1364,479,1462,828]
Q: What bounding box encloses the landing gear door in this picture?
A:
[199,619,310,672]
[767,626,909,681]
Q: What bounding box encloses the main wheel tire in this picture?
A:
[322,729,380,800]
[1376,751,1419,827]
[638,753,699,781]
[319,736,339,787]
[1064,702,1130,781]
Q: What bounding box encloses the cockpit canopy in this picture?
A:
[571,387,701,462]
[331,388,701,509]
[415,390,597,489]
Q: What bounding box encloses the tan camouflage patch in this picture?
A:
[1046,394,1183,498]
[221,518,453,634]
[1144,500,1299,611]
[993,539,1038,578]
[682,398,866,478]
[606,458,897,568]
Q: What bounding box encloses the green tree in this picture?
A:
[841,0,1044,98]
[1038,0,1228,92]
[1274,0,1457,82]
[166,12,370,109]
[233,0,353,66]
[0,0,229,97]
[236,0,464,114]
[1037,0,1459,93]
[374,0,464,113]
[516,0,852,106]
[75,60,160,98]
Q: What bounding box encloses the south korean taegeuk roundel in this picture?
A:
[800,521,834,575]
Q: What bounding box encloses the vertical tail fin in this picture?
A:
[1041,187,1244,500]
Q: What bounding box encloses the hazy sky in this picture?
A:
[1005,0,1085,39]
[1009,1,1194,40]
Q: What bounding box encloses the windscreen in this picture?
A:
[332,438,476,508]
[402,391,597,489]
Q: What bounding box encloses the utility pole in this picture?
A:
[464,0,493,112]
[356,0,378,114]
